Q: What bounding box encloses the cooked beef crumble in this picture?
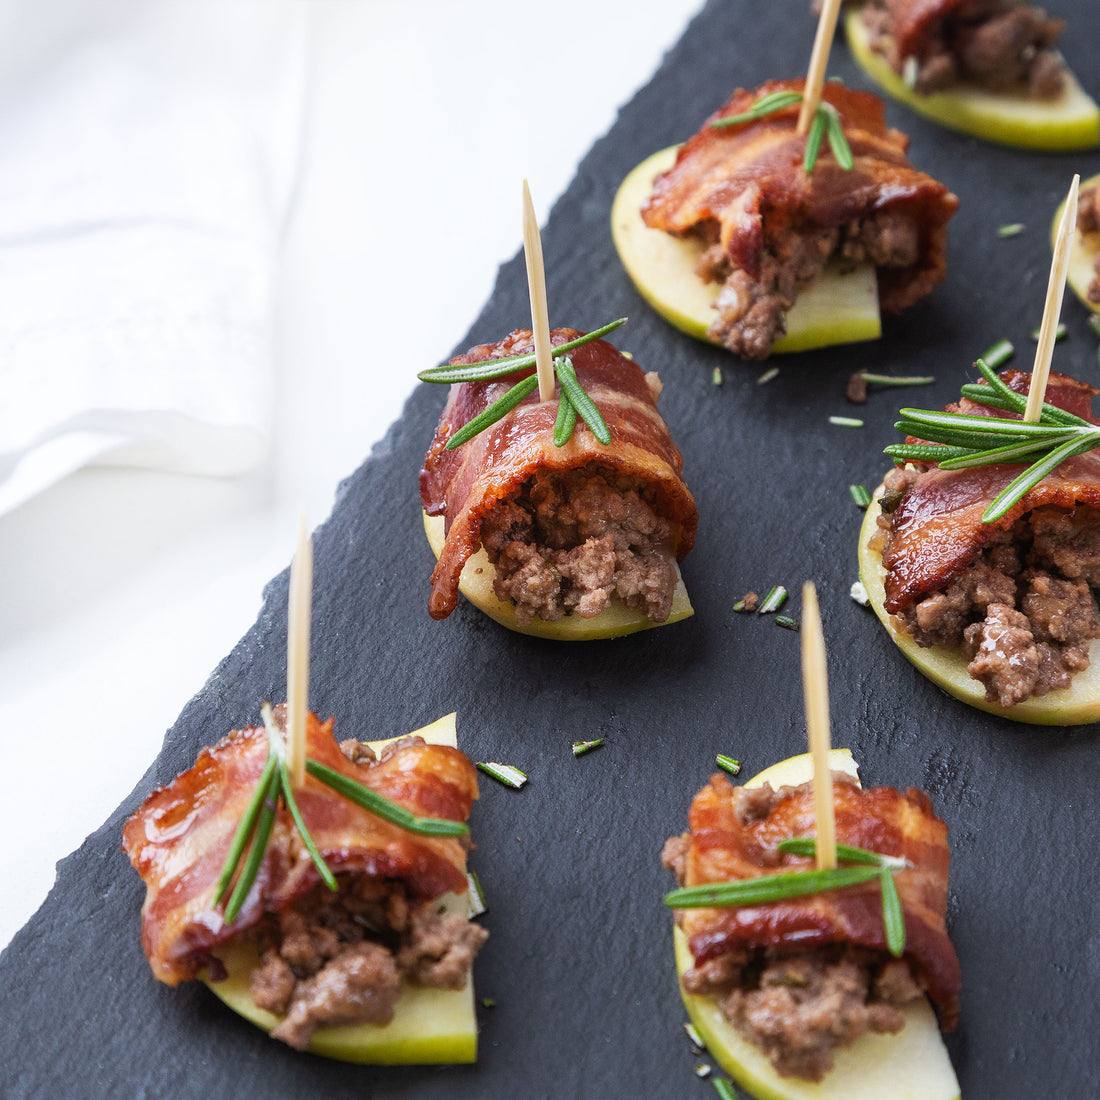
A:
[877,468,1100,705]
[239,735,487,1051]
[863,0,1065,98]
[695,209,921,360]
[479,465,677,625]
[1076,184,1100,305]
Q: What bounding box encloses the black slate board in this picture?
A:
[5,3,1100,1096]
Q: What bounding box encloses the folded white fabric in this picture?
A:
[0,0,308,514]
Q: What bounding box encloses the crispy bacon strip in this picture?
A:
[641,78,957,314]
[419,329,698,620]
[122,714,478,985]
[882,370,1100,612]
[674,773,960,1024]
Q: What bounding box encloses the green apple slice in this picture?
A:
[858,486,1100,724]
[1054,171,1100,313]
[611,145,882,355]
[423,510,693,640]
[205,712,482,1063]
[674,749,960,1100]
[845,9,1100,151]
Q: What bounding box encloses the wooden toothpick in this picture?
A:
[1025,173,1080,423]
[797,0,843,136]
[801,581,836,871]
[286,513,312,788]
[522,180,556,403]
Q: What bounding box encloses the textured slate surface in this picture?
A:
[4,2,1100,1096]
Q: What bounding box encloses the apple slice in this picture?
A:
[858,487,1100,725]
[844,10,1100,151]
[205,712,483,1063]
[1054,170,1100,313]
[423,510,693,640]
[611,145,882,355]
[674,749,960,1100]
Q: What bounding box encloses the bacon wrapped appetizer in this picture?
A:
[842,2,1099,149]
[614,79,957,360]
[122,710,488,1061]
[663,750,961,1098]
[860,367,1100,723]
[419,326,698,639]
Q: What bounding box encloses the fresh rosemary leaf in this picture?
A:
[778,837,886,867]
[823,103,853,170]
[556,355,611,444]
[712,1080,737,1100]
[830,415,863,427]
[553,388,577,447]
[712,366,723,386]
[880,868,906,956]
[695,1064,712,1079]
[665,865,884,908]
[803,109,826,174]
[774,614,799,630]
[306,759,470,836]
[980,339,1015,368]
[466,871,488,917]
[997,223,1025,238]
[684,1022,706,1050]
[938,433,1080,470]
[445,375,539,450]
[476,762,528,790]
[572,738,606,758]
[850,579,870,606]
[224,767,281,923]
[758,585,788,614]
[756,366,779,385]
[716,754,741,776]
[885,443,975,463]
[982,434,1100,522]
[849,484,872,508]
[417,318,627,383]
[710,89,802,128]
[1030,322,1067,341]
[280,764,338,892]
[213,750,279,908]
[857,372,935,387]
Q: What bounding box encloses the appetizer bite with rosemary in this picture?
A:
[419,185,698,640]
[122,530,487,1062]
[860,177,1100,723]
[613,0,957,360]
[663,586,960,1098]
[841,0,1100,149]
[1063,171,1100,312]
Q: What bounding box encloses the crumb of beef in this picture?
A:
[479,466,677,625]
[1078,185,1100,303]
[339,738,377,764]
[244,876,487,1051]
[660,833,691,881]
[686,945,921,1081]
[885,504,1100,704]
[862,0,1065,99]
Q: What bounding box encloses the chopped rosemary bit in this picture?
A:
[857,372,935,388]
[981,338,1014,368]
[481,997,496,1009]
[830,415,864,427]
[695,1064,713,1079]
[1030,322,1067,341]
[684,1022,706,1050]
[712,1078,737,1100]
[886,356,1100,523]
[716,754,741,776]
[710,90,854,175]
[667,837,907,957]
[1089,315,1100,339]
[901,55,919,89]
[732,591,759,613]
[756,366,779,385]
[572,737,606,757]
[712,366,723,386]
[758,585,788,614]
[774,614,800,631]
[850,579,870,607]
[466,871,488,917]
[477,762,528,789]
[849,484,872,508]
[997,223,1025,238]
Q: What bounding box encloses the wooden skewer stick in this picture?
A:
[286,513,312,788]
[1025,173,1080,424]
[797,0,844,136]
[522,180,556,403]
[801,581,837,871]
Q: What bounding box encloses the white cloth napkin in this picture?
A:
[0,0,308,514]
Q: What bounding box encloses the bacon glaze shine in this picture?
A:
[875,370,1100,706]
[641,78,957,359]
[663,771,960,1080]
[420,329,698,624]
[123,711,483,1049]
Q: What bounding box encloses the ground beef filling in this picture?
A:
[479,466,678,625]
[1076,184,1100,304]
[241,735,487,1051]
[694,210,921,360]
[878,468,1100,705]
[862,0,1065,98]
[661,780,924,1082]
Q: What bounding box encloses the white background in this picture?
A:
[0,0,705,950]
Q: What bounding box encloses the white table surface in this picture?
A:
[0,0,705,951]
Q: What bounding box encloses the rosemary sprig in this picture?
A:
[213,708,468,925]
[885,359,1100,523]
[665,837,907,957]
[710,90,854,175]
